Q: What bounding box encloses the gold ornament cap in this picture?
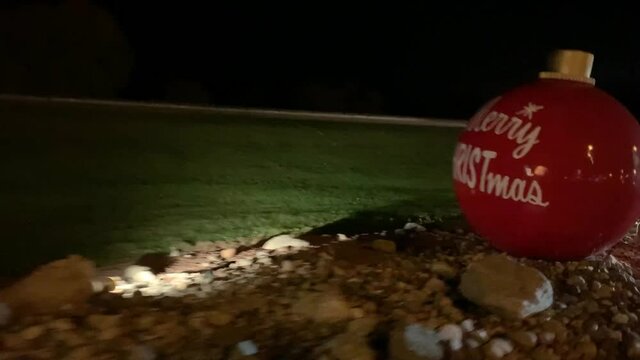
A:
[539,49,595,85]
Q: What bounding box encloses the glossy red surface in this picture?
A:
[453,78,640,260]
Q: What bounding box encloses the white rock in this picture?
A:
[474,329,489,341]
[460,319,474,332]
[389,323,444,360]
[262,235,310,250]
[404,222,426,232]
[234,258,253,267]
[337,234,350,241]
[437,324,463,351]
[123,265,156,285]
[394,229,406,236]
[0,302,11,326]
[485,338,513,358]
[459,254,553,319]
[236,340,259,356]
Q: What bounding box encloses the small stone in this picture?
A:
[613,313,629,324]
[389,323,443,360]
[237,340,259,356]
[131,344,157,360]
[49,318,75,331]
[20,325,45,340]
[347,317,378,336]
[585,300,600,313]
[404,222,426,232]
[531,347,560,360]
[473,329,489,342]
[97,326,121,340]
[292,290,351,323]
[539,331,555,345]
[595,285,613,298]
[628,340,640,358]
[281,260,295,272]
[509,330,537,349]
[351,307,365,319]
[332,266,347,277]
[56,331,85,347]
[460,319,474,332]
[337,234,350,241]
[87,314,121,330]
[235,258,253,267]
[0,303,11,326]
[431,261,457,279]
[423,277,446,294]
[609,329,623,341]
[363,302,377,314]
[169,247,180,257]
[326,333,375,360]
[466,338,481,349]
[66,345,95,359]
[220,248,237,259]
[208,311,233,326]
[577,340,598,359]
[262,234,310,250]
[437,324,463,351]
[484,338,513,359]
[257,257,273,265]
[372,239,396,253]
[123,265,156,284]
[459,254,553,319]
[567,275,587,288]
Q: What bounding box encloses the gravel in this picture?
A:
[2,228,640,359]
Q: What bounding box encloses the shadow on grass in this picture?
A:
[305,199,468,237]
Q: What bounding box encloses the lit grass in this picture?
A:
[0,101,462,274]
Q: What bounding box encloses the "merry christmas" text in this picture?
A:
[453,142,549,207]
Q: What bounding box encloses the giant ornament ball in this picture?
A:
[453,50,640,260]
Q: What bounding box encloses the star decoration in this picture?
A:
[517,102,544,119]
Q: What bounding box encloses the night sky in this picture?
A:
[1,1,638,119]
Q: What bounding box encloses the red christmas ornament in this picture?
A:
[453,50,640,260]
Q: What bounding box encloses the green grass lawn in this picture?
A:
[0,100,462,275]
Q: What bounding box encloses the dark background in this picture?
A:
[1,0,638,119]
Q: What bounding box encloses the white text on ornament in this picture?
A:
[453,142,549,207]
[467,110,541,159]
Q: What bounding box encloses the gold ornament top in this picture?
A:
[539,49,595,85]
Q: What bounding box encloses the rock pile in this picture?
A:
[1,228,640,359]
